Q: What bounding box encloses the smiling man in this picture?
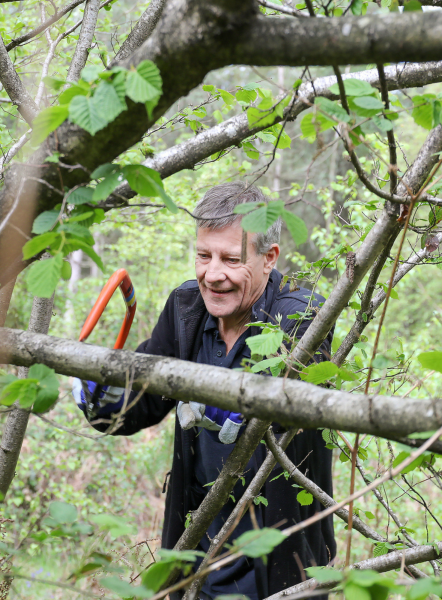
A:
[73,182,335,600]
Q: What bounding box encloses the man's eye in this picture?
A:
[198,254,209,259]
[228,258,240,264]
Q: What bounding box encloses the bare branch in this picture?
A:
[113,0,167,63]
[67,0,101,82]
[256,0,306,17]
[0,35,38,124]
[5,0,86,52]
[2,328,442,440]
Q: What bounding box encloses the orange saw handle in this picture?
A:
[79,268,137,350]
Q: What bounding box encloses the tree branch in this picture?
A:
[67,0,101,82]
[1,328,442,440]
[234,12,442,67]
[264,542,442,600]
[113,0,167,63]
[0,35,38,124]
[5,0,86,52]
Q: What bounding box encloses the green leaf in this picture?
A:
[281,210,308,245]
[32,210,59,234]
[26,253,63,298]
[22,232,59,260]
[92,171,124,201]
[345,582,371,600]
[100,576,152,598]
[50,501,77,524]
[81,64,101,82]
[236,89,257,104]
[60,260,72,281]
[372,115,393,132]
[234,528,285,558]
[315,97,350,123]
[350,0,364,14]
[69,95,108,135]
[392,451,424,474]
[241,200,284,233]
[403,0,422,10]
[218,88,236,107]
[58,84,88,105]
[305,567,343,583]
[156,548,204,563]
[90,514,136,538]
[122,165,178,213]
[68,186,95,205]
[408,578,442,600]
[233,203,263,215]
[412,100,434,130]
[300,112,334,141]
[301,361,339,385]
[246,330,284,357]
[91,163,118,179]
[64,239,103,271]
[251,357,284,374]
[329,79,375,97]
[59,223,94,245]
[353,96,384,111]
[297,490,313,506]
[43,76,65,91]
[142,561,175,593]
[418,351,442,374]
[0,379,38,407]
[202,84,216,93]
[126,61,162,104]
[31,105,69,145]
[92,80,126,123]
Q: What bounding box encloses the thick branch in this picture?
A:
[264,542,442,600]
[0,36,37,124]
[0,286,54,499]
[113,0,167,63]
[234,12,442,67]
[67,0,101,82]
[5,0,86,52]
[2,328,442,439]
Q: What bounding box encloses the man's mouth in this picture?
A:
[206,288,233,296]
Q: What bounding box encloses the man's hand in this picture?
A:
[72,378,125,417]
[177,401,244,444]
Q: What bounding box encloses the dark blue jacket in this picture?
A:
[106,270,336,598]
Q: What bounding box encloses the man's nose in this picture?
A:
[204,258,227,284]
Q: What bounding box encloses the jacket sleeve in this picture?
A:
[91,290,178,436]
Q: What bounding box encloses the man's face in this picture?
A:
[195,221,279,323]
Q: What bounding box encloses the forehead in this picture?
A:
[196,222,245,250]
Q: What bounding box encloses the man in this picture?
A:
[73,182,336,600]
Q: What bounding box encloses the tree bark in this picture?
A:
[67,0,101,82]
[0,36,37,124]
[113,0,167,63]
[0,292,54,499]
[1,328,442,439]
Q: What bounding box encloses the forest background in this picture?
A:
[1,0,442,598]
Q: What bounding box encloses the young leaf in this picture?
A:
[68,186,95,205]
[281,210,308,245]
[315,97,350,123]
[301,361,339,385]
[246,330,284,357]
[236,89,257,104]
[22,232,59,260]
[92,172,124,201]
[31,106,69,145]
[251,357,284,374]
[81,64,101,82]
[64,239,104,271]
[32,210,59,234]
[92,80,126,123]
[60,260,72,281]
[328,79,375,97]
[352,96,384,111]
[50,501,77,524]
[0,379,38,407]
[90,514,136,537]
[58,84,89,105]
[26,253,63,298]
[297,490,314,506]
[126,61,162,104]
[305,566,343,583]
[122,165,178,213]
[300,112,334,141]
[69,95,109,135]
[412,99,434,130]
[234,528,285,558]
[91,163,119,179]
[418,351,442,374]
[100,576,151,599]
[241,200,284,233]
[141,561,175,593]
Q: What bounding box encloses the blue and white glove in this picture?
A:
[72,378,125,418]
[177,401,244,444]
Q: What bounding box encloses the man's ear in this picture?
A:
[263,244,280,273]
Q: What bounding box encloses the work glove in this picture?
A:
[72,378,125,418]
[177,401,244,444]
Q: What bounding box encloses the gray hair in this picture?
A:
[193,181,281,254]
